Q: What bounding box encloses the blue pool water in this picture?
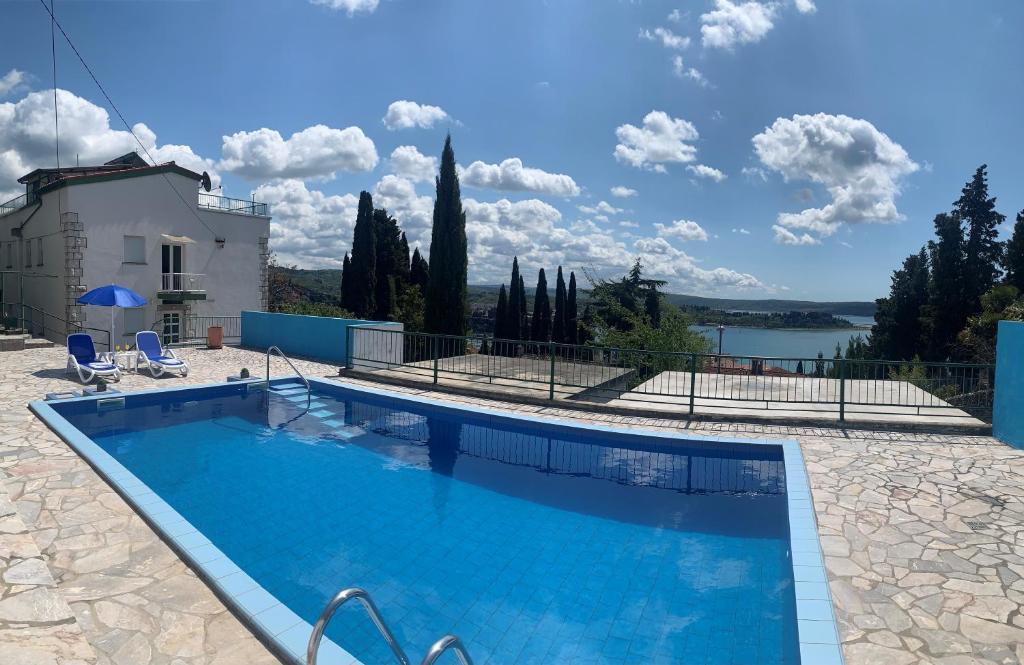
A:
[55,383,800,665]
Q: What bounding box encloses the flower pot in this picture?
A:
[207,326,224,349]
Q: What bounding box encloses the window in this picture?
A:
[36,237,43,266]
[124,235,146,264]
[24,239,31,267]
[161,312,181,345]
[122,307,147,338]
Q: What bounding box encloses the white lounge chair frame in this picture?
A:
[66,334,122,384]
[135,331,190,378]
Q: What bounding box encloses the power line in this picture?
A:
[49,0,60,177]
[36,0,218,238]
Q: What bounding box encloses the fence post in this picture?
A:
[688,353,697,417]
[431,334,439,385]
[345,325,353,369]
[548,340,556,400]
[838,357,846,423]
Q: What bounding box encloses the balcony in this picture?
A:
[197,192,268,217]
[158,273,206,300]
[0,191,39,218]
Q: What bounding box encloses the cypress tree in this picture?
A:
[494,284,508,339]
[551,266,567,344]
[410,247,429,295]
[644,287,661,328]
[424,135,469,335]
[507,257,523,340]
[1004,210,1024,292]
[518,274,528,339]
[398,231,411,281]
[348,191,376,318]
[871,247,930,360]
[340,253,353,311]
[373,208,403,321]
[567,271,579,345]
[924,213,966,360]
[530,269,552,342]
[955,165,1005,312]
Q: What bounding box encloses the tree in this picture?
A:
[567,271,579,344]
[410,247,429,295]
[955,165,1005,311]
[372,208,404,321]
[551,267,567,344]
[339,253,353,311]
[958,285,1024,363]
[517,274,528,339]
[506,257,524,340]
[424,135,469,335]
[1004,210,1024,292]
[348,191,377,318]
[494,284,508,339]
[870,248,930,360]
[923,213,966,360]
[398,231,411,281]
[530,268,551,342]
[586,258,665,335]
[644,288,662,328]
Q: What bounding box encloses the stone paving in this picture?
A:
[1,345,1023,664]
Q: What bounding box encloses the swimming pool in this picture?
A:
[32,378,842,665]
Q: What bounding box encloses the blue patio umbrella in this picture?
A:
[77,284,147,349]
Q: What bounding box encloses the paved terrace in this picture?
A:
[1,345,1022,665]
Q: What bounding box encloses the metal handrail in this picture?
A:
[266,345,311,413]
[420,635,474,665]
[307,587,410,665]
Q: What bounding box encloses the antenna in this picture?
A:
[200,171,212,192]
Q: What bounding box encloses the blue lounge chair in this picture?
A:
[66,333,121,384]
[136,330,189,377]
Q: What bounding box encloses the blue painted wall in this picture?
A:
[241,311,389,364]
[994,320,1024,448]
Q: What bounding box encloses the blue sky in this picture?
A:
[2,0,1022,301]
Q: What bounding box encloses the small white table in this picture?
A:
[104,351,137,373]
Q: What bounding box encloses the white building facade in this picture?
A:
[0,153,271,348]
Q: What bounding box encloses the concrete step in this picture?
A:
[24,338,55,349]
[0,335,28,352]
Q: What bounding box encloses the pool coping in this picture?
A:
[30,375,844,665]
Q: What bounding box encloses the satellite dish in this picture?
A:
[200,171,212,192]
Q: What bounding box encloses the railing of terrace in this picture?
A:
[346,327,996,423]
[1,302,111,350]
[198,192,269,216]
[148,315,241,347]
[0,191,39,217]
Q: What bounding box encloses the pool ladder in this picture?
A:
[307,587,474,665]
[265,346,311,416]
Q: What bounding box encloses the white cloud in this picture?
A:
[732,227,751,235]
[634,236,764,289]
[701,0,778,49]
[619,220,640,228]
[254,179,360,268]
[0,69,25,97]
[219,124,377,180]
[686,164,727,182]
[614,110,699,173]
[655,219,709,242]
[671,56,710,87]
[373,174,434,246]
[668,9,684,22]
[0,88,219,200]
[389,145,436,182]
[794,0,816,13]
[772,225,820,245]
[460,157,580,197]
[741,166,768,182]
[309,0,379,16]
[610,185,638,198]
[382,100,450,130]
[752,113,918,239]
[639,27,691,50]
[578,200,623,216]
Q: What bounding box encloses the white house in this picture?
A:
[0,152,270,348]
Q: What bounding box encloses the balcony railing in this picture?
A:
[160,272,205,292]
[0,191,39,218]
[198,192,268,217]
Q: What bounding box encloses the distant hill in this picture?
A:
[272,267,876,318]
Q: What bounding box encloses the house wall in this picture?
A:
[994,320,1024,449]
[240,311,403,365]
[0,188,70,342]
[65,171,270,347]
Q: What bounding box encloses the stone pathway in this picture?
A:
[1,345,1022,664]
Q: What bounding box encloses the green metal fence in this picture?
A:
[347,327,995,423]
